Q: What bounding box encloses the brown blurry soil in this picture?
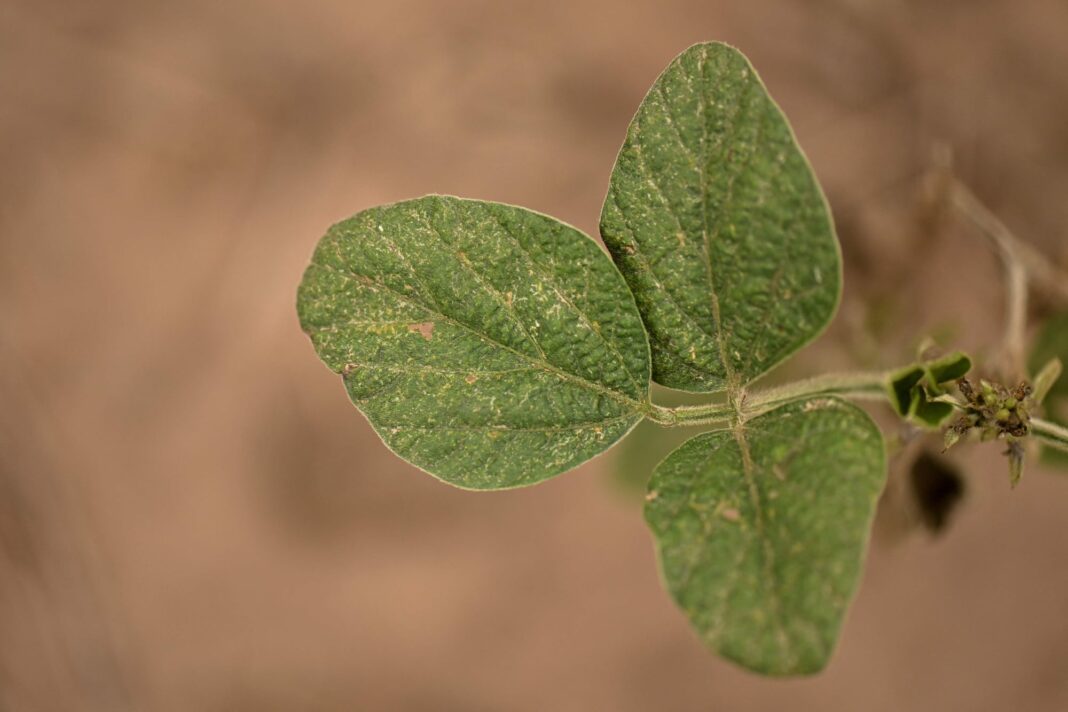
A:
[2,1,1068,710]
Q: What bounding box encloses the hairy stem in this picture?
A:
[647,371,890,426]
[1032,417,1068,453]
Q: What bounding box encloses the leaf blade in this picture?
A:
[298,196,651,489]
[601,42,841,392]
[645,398,886,675]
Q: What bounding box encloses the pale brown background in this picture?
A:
[3,1,1068,710]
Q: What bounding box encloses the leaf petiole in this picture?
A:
[647,371,892,426]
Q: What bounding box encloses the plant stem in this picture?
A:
[952,181,1029,380]
[1031,417,1068,453]
[647,371,890,426]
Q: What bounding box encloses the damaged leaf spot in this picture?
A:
[720,507,740,522]
[408,321,435,340]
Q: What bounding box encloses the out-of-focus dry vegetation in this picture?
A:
[2,1,1067,710]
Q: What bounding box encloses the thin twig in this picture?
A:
[1019,246,1068,306]
[951,180,1029,380]
[951,180,1068,306]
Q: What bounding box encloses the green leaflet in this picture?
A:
[601,42,841,392]
[645,398,885,675]
[887,351,972,428]
[1029,311,1068,467]
[297,196,651,489]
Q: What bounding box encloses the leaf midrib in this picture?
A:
[731,423,794,667]
[376,413,636,434]
[309,258,646,415]
[695,45,762,398]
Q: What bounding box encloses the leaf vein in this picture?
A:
[308,261,643,412]
[482,208,645,397]
[418,205,551,363]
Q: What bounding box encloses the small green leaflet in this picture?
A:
[297,196,651,489]
[601,42,840,392]
[887,351,971,428]
[645,398,885,675]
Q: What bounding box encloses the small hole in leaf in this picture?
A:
[909,451,965,534]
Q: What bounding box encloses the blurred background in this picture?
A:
[3,1,1068,710]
